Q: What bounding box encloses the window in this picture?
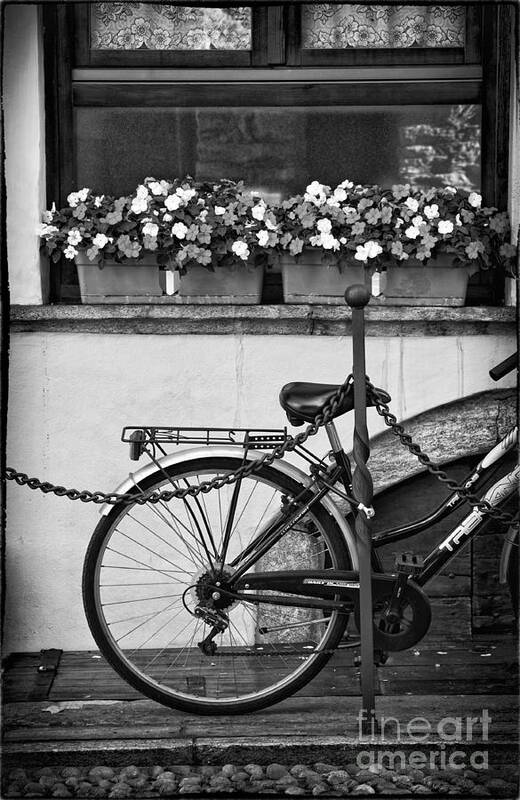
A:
[44,3,513,302]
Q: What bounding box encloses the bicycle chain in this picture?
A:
[6,376,518,528]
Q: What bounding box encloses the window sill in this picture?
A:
[9,304,516,336]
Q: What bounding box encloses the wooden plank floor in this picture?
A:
[3,634,517,704]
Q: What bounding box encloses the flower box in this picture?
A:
[75,252,264,304]
[280,249,366,304]
[76,253,163,303]
[281,250,477,306]
[172,263,264,304]
[40,176,515,306]
[382,259,477,306]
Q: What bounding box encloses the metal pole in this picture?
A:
[345,284,378,736]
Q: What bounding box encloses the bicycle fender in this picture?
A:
[499,526,518,584]
[99,445,358,569]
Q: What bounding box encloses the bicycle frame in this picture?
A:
[222,422,518,594]
[111,420,517,609]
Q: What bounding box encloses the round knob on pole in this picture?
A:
[345,284,371,308]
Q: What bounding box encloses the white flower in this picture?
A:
[333,187,348,202]
[316,218,332,234]
[136,184,149,199]
[165,194,182,211]
[265,217,278,231]
[320,233,340,251]
[142,221,159,238]
[339,237,347,245]
[231,240,250,260]
[445,186,457,195]
[338,179,354,189]
[67,229,82,245]
[148,181,167,196]
[176,187,196,203]
[252,202,266,221]
[36,223,59,237]
[405,225,421,239]
[67,192,80,208]
[395,217,404,229]
[456,213,462,226]
[131,196,148,214]
[163,213,173,222]
[354,241,382,262]
[304,181,328,206]
[256,230,270,247]
[92,233,111,248]
[172,222,188,239]
[438,220,454,235]
[468,192,482,208]
[405,197,419,212]
[412,215,424,228]
[198,209,208,222]
[424,204,439,220]
[214,206,226,216]
[64,245,78,259]
[94,195,105,208]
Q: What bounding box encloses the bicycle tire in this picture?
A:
[83,455,354,714]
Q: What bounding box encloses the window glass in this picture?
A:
[90,4,252,50]
[302,5,466,49]
[75,104,480,198]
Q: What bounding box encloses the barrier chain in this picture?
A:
[5,382,518,527]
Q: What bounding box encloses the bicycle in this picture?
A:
[82,351,518,715]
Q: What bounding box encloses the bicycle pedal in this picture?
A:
[395,552,424,576]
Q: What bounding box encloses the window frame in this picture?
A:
[73,3,271,67]
[43,1,515,304]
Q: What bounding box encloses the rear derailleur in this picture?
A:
[194,605,229,656]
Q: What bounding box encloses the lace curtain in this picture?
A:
[90,4,251,50]
[302,5,465,49]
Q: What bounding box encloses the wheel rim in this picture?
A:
[90,460,346,707]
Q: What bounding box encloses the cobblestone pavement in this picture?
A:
[4,760,519,798]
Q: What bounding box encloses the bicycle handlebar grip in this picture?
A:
[345,284,371,308]
[489,352,518,381]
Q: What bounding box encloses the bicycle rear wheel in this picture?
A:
[83,455,353,714]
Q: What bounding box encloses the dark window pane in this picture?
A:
[302,5,465,49]
[75,104,480,198]
[90,4,252,50]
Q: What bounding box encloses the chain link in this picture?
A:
[6,376,518,528]
[5,376,354,506]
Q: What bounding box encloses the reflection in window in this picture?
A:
[75,105,480,198]
[302,5,465,49]
[90,4,252,50]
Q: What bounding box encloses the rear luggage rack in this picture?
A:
[122,427,288,460]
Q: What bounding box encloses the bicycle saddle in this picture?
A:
[279,381,390,426]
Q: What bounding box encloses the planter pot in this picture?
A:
[76,253,163,303]
[280,250,477,306]
[172,263,264,305]
[382,259,476,306]
[280,249,366,304]
[75,253,263,304]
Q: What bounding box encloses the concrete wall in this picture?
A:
[5,331,515,651]
[3,4,48,305]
